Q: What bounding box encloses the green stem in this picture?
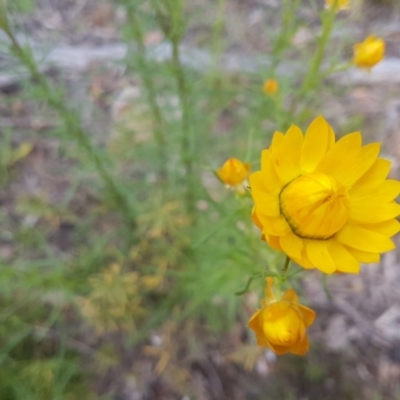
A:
[282,256,291,275]
[171,38,196,215]
[124,6,168,182]
[301,5,337,91]
[235,276,253,296]
[152,0,196,215]
[2,24,138,239]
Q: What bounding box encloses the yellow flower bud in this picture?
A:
[353,35,385,70]
[249,278,316,355]
[216,158,251,187]
[262,79,279,95]
[325,0,350,10]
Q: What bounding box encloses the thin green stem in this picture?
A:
[282,256,291,275]
[171,38,196,215]
[124,6,168,182]
[152,0,196,215]
[301,5,337,91]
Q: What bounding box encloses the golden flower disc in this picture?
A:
[280,172,350,239]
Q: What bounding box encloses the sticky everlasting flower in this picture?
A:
[249,278,316,355]
[353,35,385,69]
[250,116,400,274]
[217,157,251,187]
[325,0,350,10]
[263,79,279,95]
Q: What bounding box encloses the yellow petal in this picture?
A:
[281,288,299,304]
[261,215,291,236]
[251,207,263,229]
[305,240,336,274]
[288,334,309,356]
[297,305,316,327]
[316,132,362,174]
[260,150,282,195]
[332,143,381,188]
[268,342,291,355]
[328,239,361,273]
[250,173,280,216]
[345,247,380,263]
[279,232,304,260]
[357,219,400,237]
[350,158,391,193]
[300,116,331,174]
[271,125,303,185]
[292,248,315,270]
[270,131,285,151]
[336,224,396,253]
[350,180,400,204]
[266,234,283,251]
[265,277,276,304]
[349,202,400,223]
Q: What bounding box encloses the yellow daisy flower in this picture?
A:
[250,116,400,274]
[217,157,251,187]
[353,35,385,70]
[262,79,279,95]
[249,278,316,356]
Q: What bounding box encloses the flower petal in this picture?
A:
[345,247,380,263]
[305,240,336,274]
[316,132,362,174]
[349,202,400,223]
[350,180,400,204]
[260,150,282,195]
[279,232,304,260]
[297,305,316,327]
[349,158,391,193]
[288,334,309,356]
[332,143,381,188]
[300,116,331,174]
[357,219,400,237]
[271,125,303,185]
[281,288,298,304]
[328,239,361,273]
[336,224,396,253]
[250,173,280,216]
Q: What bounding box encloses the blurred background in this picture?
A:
[1,0,400,399]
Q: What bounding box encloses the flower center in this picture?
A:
[280,172,350,239]
[262,303,304,346]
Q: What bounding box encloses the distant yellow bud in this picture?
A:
[353,35,385,69]
[325,0,350,10]
[216,157,251,187]
[262,79,279,95]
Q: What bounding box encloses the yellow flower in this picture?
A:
[217,157,251,187]
[250,116,400,274]
[325,0,350,10]
[353,35,385,69]
[262,79,279,95]
[249,278,316,356]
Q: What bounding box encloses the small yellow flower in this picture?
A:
[249,278,316,356]
[217,157,251,187]
[262,79,279,95]
[250,116,400,274]
[325,0,350,10]
[353,35,385,69]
